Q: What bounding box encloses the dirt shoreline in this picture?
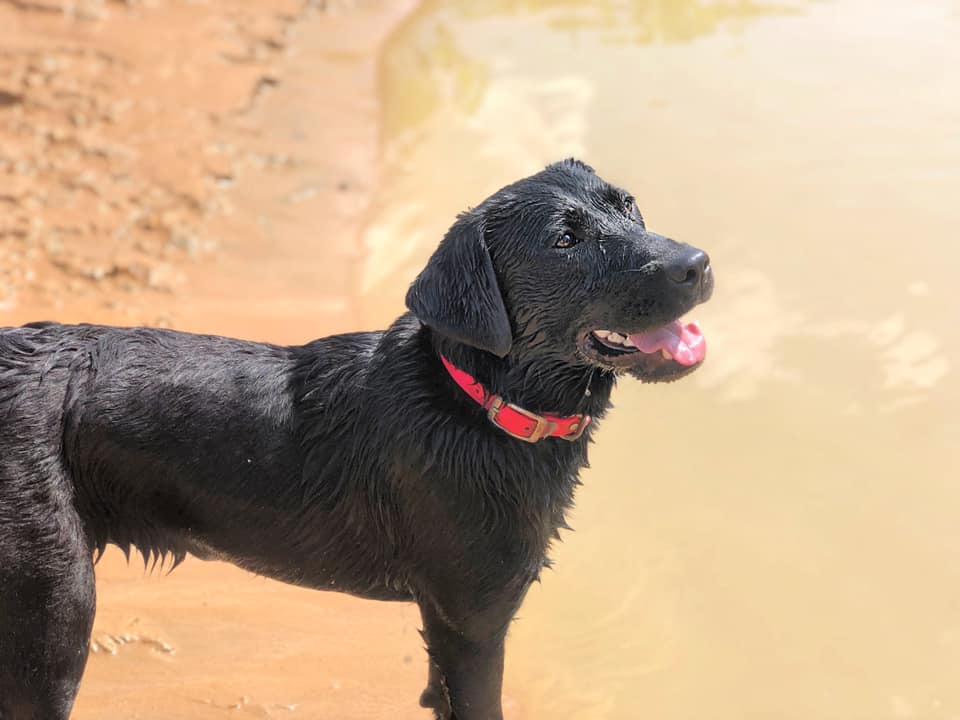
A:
[2,1,444,718]
[1,0,417,341]
[1,0,303,325]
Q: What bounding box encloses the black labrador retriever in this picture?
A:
[0,159,712,720]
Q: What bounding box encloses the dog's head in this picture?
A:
[406,159,714,383]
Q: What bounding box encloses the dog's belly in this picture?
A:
[76,455,415,603]
[176,532,414,602]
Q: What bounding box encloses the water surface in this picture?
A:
[360,1,960,717]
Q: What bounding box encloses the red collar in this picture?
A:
[440,355,591,443]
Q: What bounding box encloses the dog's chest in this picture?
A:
[422,440,584,564]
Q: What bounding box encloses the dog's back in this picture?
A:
[2,323,303,558]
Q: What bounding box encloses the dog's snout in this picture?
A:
[666,249,710,288]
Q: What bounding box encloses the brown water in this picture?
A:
[359,1,960,718]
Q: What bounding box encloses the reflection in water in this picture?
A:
[362,0,960,718]
[441,0,802,43]
[377,0,802,145]
[363,0,806,319]
[703,270,952,405]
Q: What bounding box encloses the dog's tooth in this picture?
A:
[593,330,611,339]
[607,332,626,344]
[622,336,635,348]
[661,349,672,360]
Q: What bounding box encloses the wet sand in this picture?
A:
[76,554,430,719]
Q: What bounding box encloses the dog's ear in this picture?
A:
[406,212,512,358]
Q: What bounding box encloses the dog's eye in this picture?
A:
[555,232,580,249]
[625,199,638,216]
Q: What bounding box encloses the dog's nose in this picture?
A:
[666,249,710,288]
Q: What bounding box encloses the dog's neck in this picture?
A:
[430,332,615,419]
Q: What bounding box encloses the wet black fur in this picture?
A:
[0,159,712,719]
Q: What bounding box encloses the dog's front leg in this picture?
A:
[418,590,524,720]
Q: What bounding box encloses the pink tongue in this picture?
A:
[628,321,706,366]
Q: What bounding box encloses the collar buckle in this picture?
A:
[558,416,590,441]
[486,395,558,443]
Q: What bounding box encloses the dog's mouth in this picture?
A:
[578,319,706,380]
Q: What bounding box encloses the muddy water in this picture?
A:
[358,1,960,718]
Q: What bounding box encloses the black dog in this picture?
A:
[0,159,712,720]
